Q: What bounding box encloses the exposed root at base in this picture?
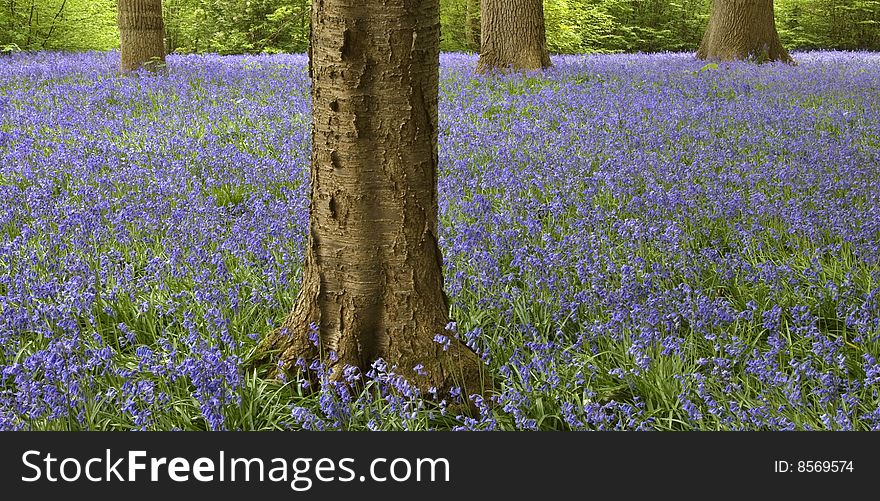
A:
[251,325,494,417]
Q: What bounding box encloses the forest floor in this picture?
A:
[0,51,878,430]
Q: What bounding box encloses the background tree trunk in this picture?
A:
[477,0,551,72]
[118,0,166,71]
[261,0,486,399]
[465,0,480,53]
[697,0,792,63]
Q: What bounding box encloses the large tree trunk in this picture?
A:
[261,0,486,399]
[697,0,793,63]
[117,0,166,72]
[477,0,551,73]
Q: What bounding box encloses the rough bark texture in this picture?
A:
[118,0,166,72]
[477,0,551,73]
[260,0,487,400]
[697,0,793,63]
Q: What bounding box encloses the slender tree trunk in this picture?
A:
[24,0,34,48]
[260,0,486,399]
[118,0,166,72]
[41,0,66,49]
[465,0,480,53]
[697,0,793,63]
[164,1,176,54]
[477,0,551,73]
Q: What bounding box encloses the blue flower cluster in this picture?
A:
[0,50,878,430]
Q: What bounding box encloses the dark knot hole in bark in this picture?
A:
[341,27,365,62]
[329,196,337,219]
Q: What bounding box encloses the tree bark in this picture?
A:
[260,0,487,400]
[118,0,166,72]
[697,0,793,63]
[477,0,551,73]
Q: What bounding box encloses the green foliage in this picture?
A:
[443,0,879,54]
[608,0,712,52]
[699,62,719,72]
[164,0,310,54]
[776,0,880,50]
[543,0,622,53]
[440,0,481,52]
[0,0,118,51]
[0,0,877,55]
